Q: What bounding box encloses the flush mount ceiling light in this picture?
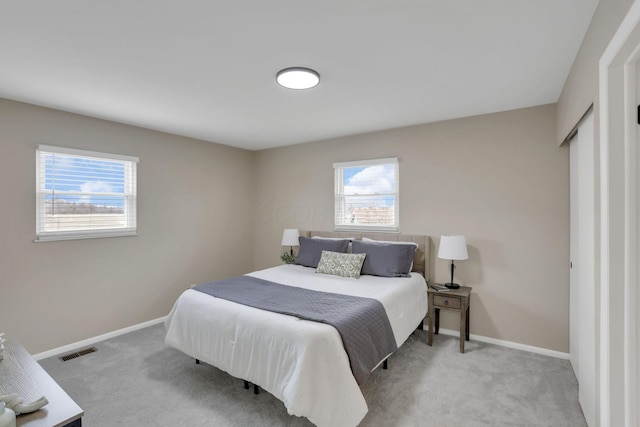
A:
[276,67,320,90]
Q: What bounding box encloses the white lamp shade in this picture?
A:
[281,229,300,246]
[437,235,469,260]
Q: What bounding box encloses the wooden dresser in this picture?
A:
[0,341,83,427]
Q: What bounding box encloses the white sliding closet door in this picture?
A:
[569,110,596,427]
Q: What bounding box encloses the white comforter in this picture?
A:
[164,264,427,427]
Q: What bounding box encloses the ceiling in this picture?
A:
[0,0,599,151]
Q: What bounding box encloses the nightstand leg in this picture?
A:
[460,307,466,353]
[434,308,440,334]
[465,306,470,341]
[428,309,434,346]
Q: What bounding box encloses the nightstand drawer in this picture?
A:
[433,295,461,309]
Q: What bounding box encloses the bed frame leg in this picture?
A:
[383,359,388,370]
[253,384,260,394]
[195,359,200,364]
[243,380,249,389]
[413,320,424,335]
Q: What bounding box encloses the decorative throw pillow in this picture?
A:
[294,237,350,268]
[316,251,367,279]
[352,239,417,277]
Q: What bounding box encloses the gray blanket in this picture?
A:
[193,275,398,384]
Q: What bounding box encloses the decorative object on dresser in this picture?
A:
[280,228,300,263]
[0,395,49,416]
[428,285,472,353]
[437,235,469,289]
[0,401,16,427]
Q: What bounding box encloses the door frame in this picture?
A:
[599,1,640,425]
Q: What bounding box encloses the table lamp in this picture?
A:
[281,229,300,264]
[438,235,469,289]
[281,229,300,255]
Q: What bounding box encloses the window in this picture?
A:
[334,157,399,232]
[36,145,138,241]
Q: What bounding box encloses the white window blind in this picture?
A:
[36,145,138,241]
[334,157,399,232]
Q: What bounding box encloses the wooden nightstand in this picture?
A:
[427,285,472,353]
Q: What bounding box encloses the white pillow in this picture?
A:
[313,235,354,252]
[312,235,354,240]
[362,237,418,247]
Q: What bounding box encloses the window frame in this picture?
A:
[35,145,139,242]
[333,157,399,232]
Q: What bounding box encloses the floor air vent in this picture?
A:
[59,347,97,362]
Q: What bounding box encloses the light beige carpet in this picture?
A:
[39,324,587,426]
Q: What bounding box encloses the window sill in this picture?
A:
[34,230,138,243]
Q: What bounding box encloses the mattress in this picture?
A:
[164,263,428,427]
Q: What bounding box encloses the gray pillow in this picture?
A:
[351,239,417,277]
[294,237,350,268]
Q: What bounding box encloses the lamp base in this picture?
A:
[444,282,460,289]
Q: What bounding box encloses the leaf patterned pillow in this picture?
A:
[316,250,367,278]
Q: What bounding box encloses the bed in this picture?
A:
[164,231,430,427]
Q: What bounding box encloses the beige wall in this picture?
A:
[557,0,634,143]
[254,104,570,352]
[0,99,570,354]
[0,98,255,354]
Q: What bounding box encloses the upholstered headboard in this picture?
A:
[304,231,431,280]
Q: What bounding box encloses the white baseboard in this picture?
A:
[32,316,568,361]
[33,316,167,361]
[434,327,570,360]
